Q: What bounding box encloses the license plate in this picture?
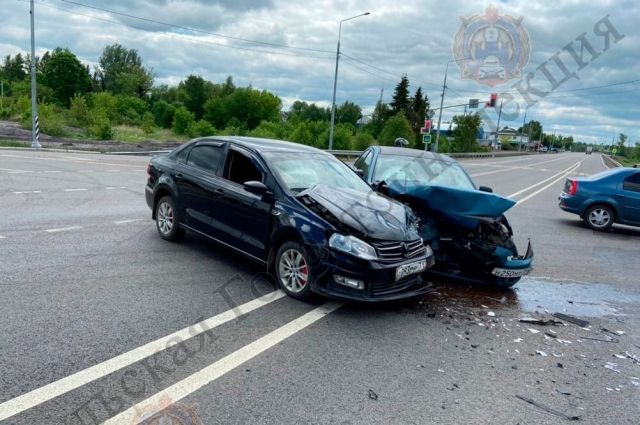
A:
[491,267,532,278]
[395,259,427,281]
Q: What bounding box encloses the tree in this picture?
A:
[519,120,542,142]
[336,100,362,126]
[41,48,92,106]
[289,101,330,122]
[97,43,153,97]
[362,100,392,138]
[179,75,213,120]
[408,86,429,138]
[452,113,482,152]
[1,54,27,82]
[379,112,414,146]
[390,75,410,115]
[172,106,195,135]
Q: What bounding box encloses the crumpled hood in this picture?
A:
[298,184,419,241]
[384,180,516,228]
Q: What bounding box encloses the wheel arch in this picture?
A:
[581,199,619,221]
[267,227,304,274]
[152,185,176,219]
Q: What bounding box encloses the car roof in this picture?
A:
[582,167,637,181]
[191,136,326,155]
[373,146,457,163]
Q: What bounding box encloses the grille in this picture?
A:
[372,238,426,263]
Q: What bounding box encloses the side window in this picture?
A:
[224,150,263,185]
[623,173,640,193]
[354,151,372,176]
[175,146,191,163]
[187,145,223,174]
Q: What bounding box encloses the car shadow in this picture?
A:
[558,218,640,238]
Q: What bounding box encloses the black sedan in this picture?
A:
[146,137,435,302]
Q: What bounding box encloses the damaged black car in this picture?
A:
[353,146,533,288]
[146,137,435,302]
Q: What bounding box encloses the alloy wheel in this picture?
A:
[278,248,309,293]
[157,201,174,235]
[589,208,611,228]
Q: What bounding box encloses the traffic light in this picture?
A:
[486,93,497,107]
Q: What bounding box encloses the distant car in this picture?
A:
[586,147,593,155]
[559,168,640,230]
[550,147,559,153]
[538,146,548,153]
[353,146,533,288]
[146,136,434,302]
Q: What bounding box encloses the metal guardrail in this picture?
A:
[602,154,622,168]
[327,149,534,160]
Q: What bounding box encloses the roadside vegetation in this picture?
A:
[1,43,563,152]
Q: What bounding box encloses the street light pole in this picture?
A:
[519,107,528,152]
[433,57,470,153]
[29,0,41,149]
[493,99,503,152]
[328,12,370,150]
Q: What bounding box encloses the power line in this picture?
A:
[340,58,398,84]
[27,0,334,60]
[446,78,640,96]
[58,0,335,54]
[341,52,441,89]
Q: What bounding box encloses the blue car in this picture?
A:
[146,137,435,302]
[353,146,533,288]
[559,167,640,231]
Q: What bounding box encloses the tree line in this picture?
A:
[1,43,502,152]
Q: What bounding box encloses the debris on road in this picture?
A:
[581,335,618,343]
[487,311,496,317]
[556,386,572,395]
[553,313,589,327]
[368,389,378,400]
[528,328,541,334]
[625,352,640,365]
[604,362,621,373]
[536,350,548,357]
[519,317,563,326]
[515,395,580,421]
[545,330,558,338]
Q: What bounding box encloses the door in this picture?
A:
[177,143,226,238]
[617,172,640,224]
[353,149,373,182]
[215,147,272,260]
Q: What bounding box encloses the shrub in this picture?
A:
[379,112,414,146]
[141,111,155,135]
[188,119,215,137]
[152,100,176,128]
[87,108,113,140]
[172,106,195,135]
[353,132,375,151]
[114,95,148,125]
[69,95,91,127]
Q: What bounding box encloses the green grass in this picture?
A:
[111,125,190,144]
[614,156,639,167]
[0,139,29,148]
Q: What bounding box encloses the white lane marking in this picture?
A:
[7,171,32,174]
[106,187,116,190]
[0,235,6,239]
[0,167,29,172]
[44,225,83,233]
[63,188,88,192]
[515,162,582,206]
[107,169,120,172]
[115,219,143,225]
[119,186,128,189]
[0,290,287,422]
[507,162,581,199]
[0,153,143,169]
[103,302,342,425]
[13,191,41,194]
[43,170,62,173]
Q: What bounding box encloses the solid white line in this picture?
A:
[105,187,116,190]
[44,226,83,233]
[103,302,342,425]
[0,167,29,172]
[63,188,88,192]
[507,162,581,199]
[0,235,6,239]
[515,163,581,206]
[0,290,287,422]
[43,170,62,173]
[13,191,41,194]
[114,219,143,225]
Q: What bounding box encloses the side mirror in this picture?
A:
[479,186,493,193]
[244,180,268,195]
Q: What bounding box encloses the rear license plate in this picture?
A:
[491,267,531,278]
[395,259,427,281]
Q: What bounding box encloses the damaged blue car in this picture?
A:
[353,146,533,288]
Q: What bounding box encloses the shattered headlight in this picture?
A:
[329,234,377,260]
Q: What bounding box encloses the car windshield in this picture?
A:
[264,152,372,193]
[374,154,476,190]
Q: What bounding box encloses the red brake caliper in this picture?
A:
[299,265,308,285]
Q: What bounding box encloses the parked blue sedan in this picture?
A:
[559,167,640,230]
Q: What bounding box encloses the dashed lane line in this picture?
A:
[0,291,288,422]
[44,226,83,233]
[13,191,41,194]
[514,162,582,206]
[0,235,6,239]
[63,188,89,192]
[114,219,144,225]
[102,302,342,425]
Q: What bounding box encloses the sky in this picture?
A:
[1,0,639,145]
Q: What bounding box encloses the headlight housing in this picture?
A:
[328,234,377,260]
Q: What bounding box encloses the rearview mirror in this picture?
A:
[479,186,493,193]
[244,181,268,195]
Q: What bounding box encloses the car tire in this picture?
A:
[275,241,314,301]
[155,195,185,241]
[583,204,614,231]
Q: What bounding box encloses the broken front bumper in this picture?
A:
[491,239,534,278]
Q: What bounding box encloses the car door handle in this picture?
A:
[213,188,225,198]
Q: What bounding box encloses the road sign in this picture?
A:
[612,147,618,155]
[469,99,479,108]
[420,119,432,134]
[422,134,432,144]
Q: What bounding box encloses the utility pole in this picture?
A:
[29,0,41,149]
[493,99,503,153]
[519,107,527,152]
[378,87,384,105]
[1,80,3,110]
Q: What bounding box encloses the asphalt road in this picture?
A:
[1,150,638,425]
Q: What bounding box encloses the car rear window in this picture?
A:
[187,145,224,174]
